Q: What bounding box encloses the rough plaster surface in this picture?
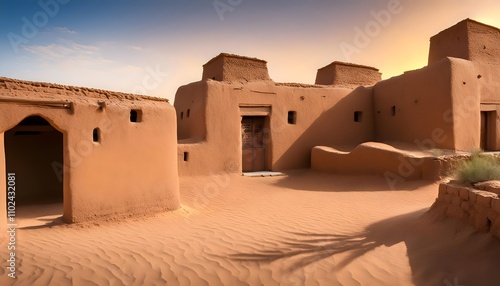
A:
[315,61,381,86]
[429,19,500,65]
[0,77,180,226]
[311,143,441,181]
[202,53,270,82]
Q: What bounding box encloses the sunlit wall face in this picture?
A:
[1,0,499,102]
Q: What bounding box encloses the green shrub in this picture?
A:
[455,151,500,183]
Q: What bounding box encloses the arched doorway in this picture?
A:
[4,116,64,223]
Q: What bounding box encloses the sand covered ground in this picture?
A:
[1,170,500,285]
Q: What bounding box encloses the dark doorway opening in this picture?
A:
[480,111,496,151]
[241,116,268,172]
[4,116,64,219]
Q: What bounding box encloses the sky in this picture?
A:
[1,0,499,102]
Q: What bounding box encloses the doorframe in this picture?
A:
[239,105,272,172]
[2,114,70,224]
[480,105,498,151]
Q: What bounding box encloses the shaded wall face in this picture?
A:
[475,63,500,103]
[315,65,336,85]
[428,22,469,65]
[374,59,455,150]
[202,57,224,81]
[174,82,207,141]
[5,124,63,205]
[449,58,482,151]
[467,22,500,65]
[271,86,375,170]
[429,21,500,66]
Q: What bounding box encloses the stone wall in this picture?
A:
[432,181,500,238]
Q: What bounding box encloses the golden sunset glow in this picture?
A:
[1,0,499,101]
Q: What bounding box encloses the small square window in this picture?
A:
[391,106,396,116]
[288,111,297,124]
[93,128,100,143]
[354,111,363,122]
[180,111,184,120]
[130,109,142,122]
[187,109,190,118]
[183,152,189,162]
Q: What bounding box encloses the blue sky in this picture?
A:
[1,0,499,101]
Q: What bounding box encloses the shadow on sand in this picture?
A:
[229,209,500,285]
[16,202,65,230]
[19,216,65,230]
[273,169,433,192]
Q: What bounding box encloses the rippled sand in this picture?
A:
[1,170,500,285]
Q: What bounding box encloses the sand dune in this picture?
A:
[2,170,500,285]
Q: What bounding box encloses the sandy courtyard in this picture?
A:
[1,170,500,286]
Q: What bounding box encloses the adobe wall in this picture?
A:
[448,58,481,151]
[315,62,381,86]
[428,20,470,65]
[311,143,441,181]
[373,58,457,150]
[175,80,376,176]
[0,78,180,223]
[476,62,500,103]
[374,57,497,152]
[428,19,500,66]
[175,82,208,141]
[432,182,500,239]
[202,53,271,82]
[177,19,500,176]
[466,20,500,65]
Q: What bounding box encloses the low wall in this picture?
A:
[311,143,441,180]
[431,181,500,238]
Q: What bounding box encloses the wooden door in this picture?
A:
[241,116,266,172]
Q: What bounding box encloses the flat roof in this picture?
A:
[0,77,169,103]
[430,18,500,40]
[317,61,379,72]
[203,53,268,67]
